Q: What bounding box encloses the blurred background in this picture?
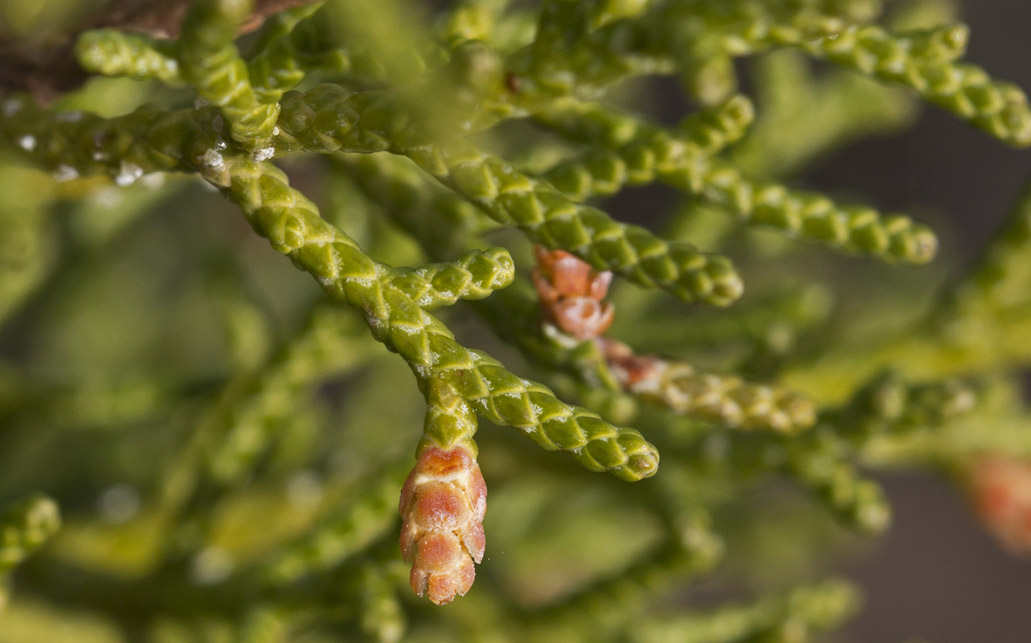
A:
[822,2,1031,640]
[0,1,1030,641]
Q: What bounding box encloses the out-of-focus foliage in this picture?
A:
[0,0,1030,640]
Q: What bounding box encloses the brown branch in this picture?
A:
[0,0,317,102]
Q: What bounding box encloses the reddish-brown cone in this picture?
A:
[399,445,487,605]
[968,454,1031,554]
[532,246,614,340]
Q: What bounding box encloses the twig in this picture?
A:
[0,0,316,101]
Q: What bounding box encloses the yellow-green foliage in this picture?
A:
[0,0,1030,640]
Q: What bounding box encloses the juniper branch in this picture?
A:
[256,464,406,587]
[630,578,861,643]
[75,30,182,85]
[526,541,718,641]
[217,156,659,481]
[803,23,1031,146]
[0,494,60,575]
[934,182,1031,348]
[4,0,1031,631]
[179,0,281,145]
[538,98,937,264]
[622,359,817,433]
[785,431,892,533]
[259,84,744,305]
[424,140,744,305]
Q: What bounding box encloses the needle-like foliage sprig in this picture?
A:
[0,0,1030,638]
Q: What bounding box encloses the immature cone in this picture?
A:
[532,246,614,340]
[399,445,487,605]
[968,454,1031,554]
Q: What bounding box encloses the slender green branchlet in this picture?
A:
[1,0,1029,636]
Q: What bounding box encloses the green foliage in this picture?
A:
[0,496,60,576]
[0,0,1030,640]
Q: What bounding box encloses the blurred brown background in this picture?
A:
[816,2,1031,641]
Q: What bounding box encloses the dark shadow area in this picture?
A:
[843,473,1031,643]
